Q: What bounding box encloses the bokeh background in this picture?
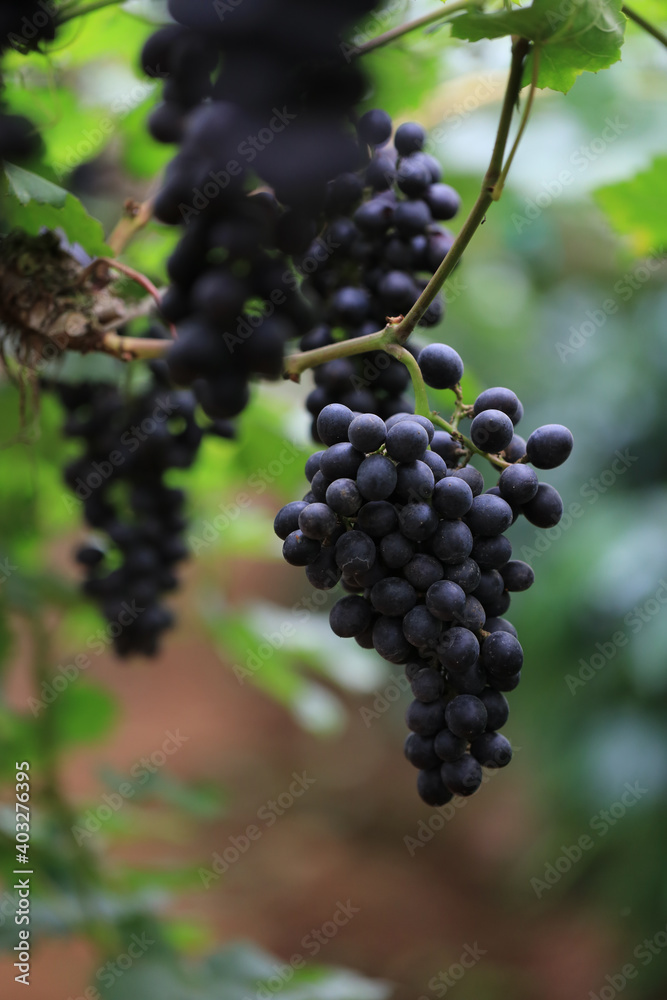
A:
[1,2,667,998]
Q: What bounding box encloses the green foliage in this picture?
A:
[2,162,111,254]
[594,155,667,252]
[452,0,626,92]
[51,681,119,747]
[97,941,390,1000]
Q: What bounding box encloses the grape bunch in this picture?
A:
[53,362,219,657]
[143,0,379,421]
[300,112,461,437]
[274,343,573,806]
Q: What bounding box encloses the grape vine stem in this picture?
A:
[622,4,667,48]
[385,343,431,418]
[353,0,483,57]
[56,0,126,25]
[107,198,155,256]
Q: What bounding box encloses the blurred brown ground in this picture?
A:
[1,555,614,1000]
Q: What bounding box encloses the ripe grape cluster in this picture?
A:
[143,0,379,421]
[54,362,219,657]
[274,344,573,805]
[300,111,461,438]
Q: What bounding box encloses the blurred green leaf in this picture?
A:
[452,0,626,93]
[97,941,390,999]
[52,681,118,746]
[594,155,667,253]
[4,162,66,206]
[3,166,111,254]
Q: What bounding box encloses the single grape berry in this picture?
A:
[438,627,480,672]
[478,688,510,731]
[434,727,467,762]
[417,767,454,806]
[450,466,484,496]
[440,754,483,797]
[445,694,486,740]
[348,413,386,453]
[432,477,473,518]
[385,421,429,463]
[274,501,309,540]
[398,502,439,542]
[473,387,521,423]
[315,403,355,446]
[418,343,464,390]
[335,530,376,573]
[403,605,442,647]
[425,183,461,220]
[470,410,514,454]
[395,121,426,155]
[298,503,338,540]
[501,560,534,592]
[406,698,447,736]
[325,478,363,516]
[357,108,392,146]
[405,733,440,770]
[525,424,574,469]
[356,454,398,500]
[521,483,563,528]
[403,554,444,591]
[329,595,373,638]
[464,494,514,536]
[282,530,321,566]
[410,667,445,703]
[356,500,398,537]
[480,632,524,678]
[470,732,513,768]
[370,576,417,617]
[425,579,466,621]
[497,464,539,504]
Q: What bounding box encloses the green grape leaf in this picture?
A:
[593,156,667,253]
[451,0,626,93]
[3,164,111,255]
[4,162,66,207]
